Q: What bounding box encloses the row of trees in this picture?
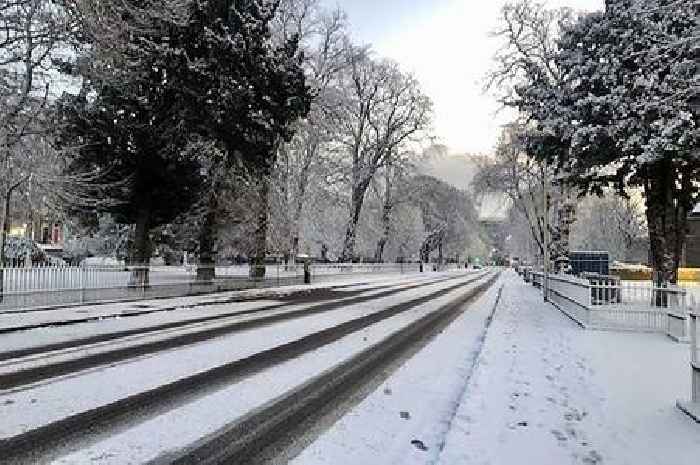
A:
[478,0,698,281]
[1,0,486,283]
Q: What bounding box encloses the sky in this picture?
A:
[325,0,605,156]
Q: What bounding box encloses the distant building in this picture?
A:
[9,217,64,248]
[477,193,511,256]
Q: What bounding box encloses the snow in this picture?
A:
[0,273,432,353]
[8,270,694,464]
[437,271,700,465]
[0,276,445,377]
[291,270,700,465]
[289,271,504,465]
[0,270,424,321]
[0,272,484,442]
[46,273,492,464]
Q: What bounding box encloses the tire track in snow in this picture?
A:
[432,282,504,461]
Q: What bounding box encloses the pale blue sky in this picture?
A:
[325,0,605,155]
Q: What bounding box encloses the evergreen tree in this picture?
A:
[143,0,311,278]
[57,0,311,281]
[553,0,699,281]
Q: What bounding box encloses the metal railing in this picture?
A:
[0,262,446,311]
[0,265,129,293]
[525,271,691,332]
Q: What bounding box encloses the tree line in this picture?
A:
[0,0,488,282]
[477,0,698,281]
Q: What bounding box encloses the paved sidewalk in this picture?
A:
[438,271,700,465]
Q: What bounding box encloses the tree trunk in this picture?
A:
[673,171,693,275]
[375,163,393,263]
[129,204,152,287]
[251,172,271,279]
[0,192,9,267]
[0,192,10,303]
[197,189,218,282]
[290,195,304,264]
[644,160,678,281]
[642,159,695,309]
[340,184,368,263]
[374,195,391,264]
[374,228,387,263]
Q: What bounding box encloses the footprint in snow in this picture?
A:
[411,439,428,451]
[551,429,568,442]
[582,450,603,464]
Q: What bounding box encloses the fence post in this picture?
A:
[304,260,311,284]
[691,313,698,402]
[80,266,85,303]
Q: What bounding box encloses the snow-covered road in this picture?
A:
[0,273,445,359]
[0,274,478,438]
[0,270,492,464]
[290,269,505,465]
[48,273,493,464]
[0,272,428,334]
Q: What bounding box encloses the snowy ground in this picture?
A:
[292,271,700,465]
[0,273,438,354]
[290,270,504,465]
[438,272,700,465]
[44,273,490,464]
[0,272,484,442]
[4,270,698,464]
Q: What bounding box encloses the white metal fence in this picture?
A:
[525,271,692,333]
[1,265,130,293]
[0,262,448,311]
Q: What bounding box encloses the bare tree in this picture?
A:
[570,193,648,262]
[0,0,80,302]
[270,0,349,263]
[486,0,570,103]
[331,51,432,262]
[473,124,555,258]
[484,0,578,268]
[0,0,74,265]
[372,147,423,262]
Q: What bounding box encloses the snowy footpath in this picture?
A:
[292,271,700,465]
[438,271,700,465]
